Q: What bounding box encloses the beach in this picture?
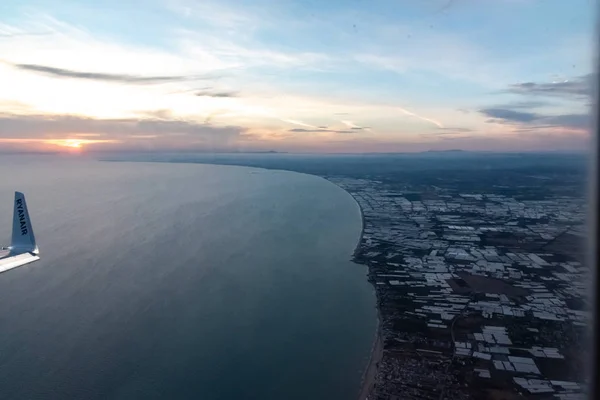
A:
[357,316,383,400]
[330,178,382,400]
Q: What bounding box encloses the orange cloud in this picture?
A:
[0,137,120,151]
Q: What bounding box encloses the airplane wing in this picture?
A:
[0,252,40,274]
[0,192,40,274]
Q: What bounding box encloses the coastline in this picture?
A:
[356,312,383,400]
[325,178,382,400]
[101,159,384,399]
[351,186,367,258]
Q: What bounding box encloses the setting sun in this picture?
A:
[43,138,120,151]
[45,139,84,150]
[64,139,82,148]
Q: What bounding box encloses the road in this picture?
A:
[438,301,471,400]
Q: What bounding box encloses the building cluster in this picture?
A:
[328,177,588,400]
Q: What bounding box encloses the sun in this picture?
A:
[43,138,120,151]
[44,139,84,150]
[63,139,83,148]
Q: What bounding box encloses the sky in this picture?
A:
[0,0,596,153]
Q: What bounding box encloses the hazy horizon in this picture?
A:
[0,0,594,153]
[0,149,589,156]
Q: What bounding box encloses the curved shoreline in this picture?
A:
[348,184,366,259]
[325,179,382,400]
[357,314,382,400]
[103,159,382,399]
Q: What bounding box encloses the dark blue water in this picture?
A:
[0,156,376,400]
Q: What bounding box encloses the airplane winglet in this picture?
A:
[11,191,39,255]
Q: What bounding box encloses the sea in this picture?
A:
[0,155,377,400]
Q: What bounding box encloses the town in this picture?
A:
[328,170,589,400]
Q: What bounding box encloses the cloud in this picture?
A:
[10,63,218,84]
[203,109,233,124]
[501,100,550,109]
[479,108,539,123]
[351,28,525,87]
[437,135,472,141]
[340,119,371,131]
[74,133,102,137]
[420,126,473,138]
[279,118,317,128]
[0,99,32,112]
[176,29,332,72]
[128,134,159,139]
[434,127,473,134]
[0,113,245,144]
[289,128,354,133]
[480,100,551,113]
[398,107,444,128]
[505,74,594,99]
[479,108,591,130]
[478,73,593,133]
[195,89,239,97]
[340,120,359,128]
[541,114,591,130]
[168,0,259,31]
[0,137,117,144]
[0,32,52,38]
[139,109,177,120]
[0,3,593,153]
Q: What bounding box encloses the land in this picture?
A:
[331,172,588,400]
[104,151,590,399]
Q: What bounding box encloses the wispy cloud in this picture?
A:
[279,118,317,129]
[340,120,371,131]
[539,114,591,130]
[0,0,594,153]
[74,133,102,137]
[0,137,117,144]
[175,28,332,72]
[289,128,355,134]
[0,113,245,143]
[398,107,444,128]
[497,100,550,109]
[167,0,260,31]
[351,31,522,87]
[435,127,473,134]
[10,62,219,84]
[0,32,52,38]
[195,89,239,98]
[340,120,359,128]
[480,72,593,133]
[128,134,159,139]
[479,108,590,130]
[43,138,119,146]
[504,74,594,100]
[480,108,539,123]
[203,109,234,124]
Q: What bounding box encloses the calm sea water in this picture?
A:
[0,155,376,400]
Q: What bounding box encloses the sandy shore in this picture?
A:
[326,178,383,400]
[357,317,383,400]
